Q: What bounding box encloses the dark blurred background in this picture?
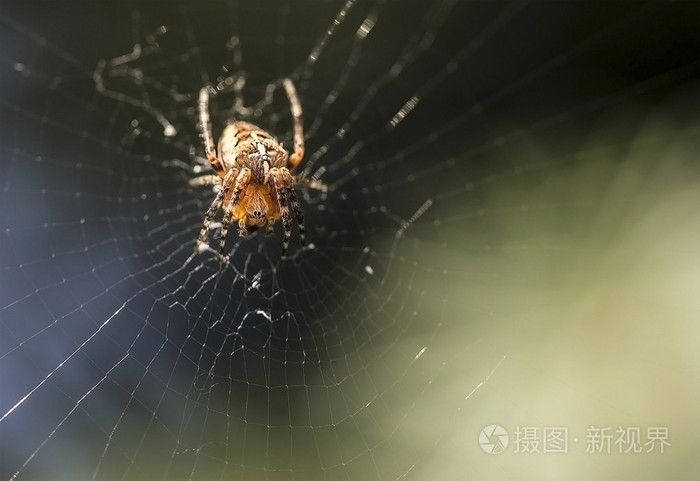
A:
[1,1,698,480]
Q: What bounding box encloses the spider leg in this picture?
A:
[217,168,252,265]
[283,169,305,247]
[195,168,237,249]
[218,208,235,265]
[282,78,305,170]
[269,168,293,259]
[293,175,328,193]
[198,86,225,174]
[189,174,220,187]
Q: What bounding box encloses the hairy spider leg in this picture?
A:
[282,78,305,169]
[198,87,225,175]
[218,207,236,264]
[189,174,220,187]
[283,169,306,246]
[293,175,328,193]
[218,168,252,264]
[269,168,293,259]
[196,168,238,248]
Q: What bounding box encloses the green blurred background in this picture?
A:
[1,1,698,480]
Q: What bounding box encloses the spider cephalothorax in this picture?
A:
[191,78,317,265]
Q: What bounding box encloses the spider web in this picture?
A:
[1,1,699,480]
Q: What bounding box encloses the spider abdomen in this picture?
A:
[218,121,288,180]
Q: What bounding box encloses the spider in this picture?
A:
[191,78,324,265]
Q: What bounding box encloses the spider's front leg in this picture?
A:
[217,208,235,265]
[282,78,305,169]
[195,169,235,250]
[198,86,225,175]
[217,168,252,265]
[269,167,305,260]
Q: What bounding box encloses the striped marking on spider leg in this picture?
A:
[195,168,238,253]
[195,170,234,248]
[284,171,305,246]
[218,207,235,265]
[213,168,251,262]
[229,168,252,210]
[271,169,293,259]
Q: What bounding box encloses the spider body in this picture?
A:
[216,121,288,231]
[193,79,308,264]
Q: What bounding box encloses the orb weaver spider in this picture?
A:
[191,78,325,265]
